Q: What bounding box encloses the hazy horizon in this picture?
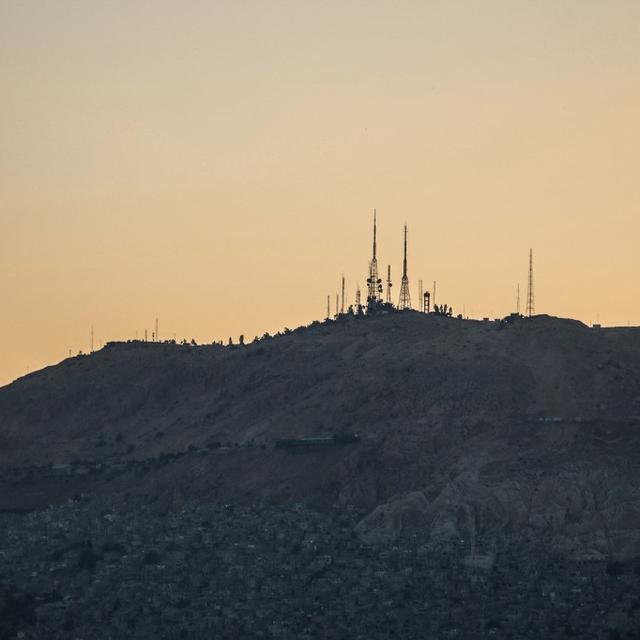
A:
[2,1,639,385]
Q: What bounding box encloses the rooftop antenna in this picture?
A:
[526,249,534,317]
[341,274,345,313]
[398,225,411,310]
[516,284,520,315]
[366,210,382,303]
[386,265,392,303]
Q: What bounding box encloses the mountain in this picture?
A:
[1,312,640,561]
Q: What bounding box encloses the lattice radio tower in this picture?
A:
[366,210,382,303]
[526,248,535,317]
[398,225,411,310]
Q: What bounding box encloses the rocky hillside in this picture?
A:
[1,312,640,561]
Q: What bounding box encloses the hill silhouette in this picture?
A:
[1,312,640,561]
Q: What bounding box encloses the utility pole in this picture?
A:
[341,275,345,313]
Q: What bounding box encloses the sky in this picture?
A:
[1,1,639,386]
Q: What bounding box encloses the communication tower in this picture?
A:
[366,210,383,302]
[386,265,392,303]
[526,249,535,317]
[341,275,345,313]
[355,283,361,308]
[398,225,411,310]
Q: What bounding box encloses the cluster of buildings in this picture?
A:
[1,500,637,639]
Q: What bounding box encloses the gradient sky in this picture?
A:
[1,1,639,385]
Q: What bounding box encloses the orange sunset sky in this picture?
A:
[1,1,639,386]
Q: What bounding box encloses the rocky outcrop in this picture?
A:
[354,491,430,544]
[356,464,640,560]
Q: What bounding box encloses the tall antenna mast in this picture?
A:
[433,280,437,307]
[398,225,411,310]
[327,295,330,319]
[155,317,159,342]
[526,249,535,317]
[386,265,392,304]
[366,210,382,303]
[517,284,520,315]
[373,208,377,260]
[341,275,345,313]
